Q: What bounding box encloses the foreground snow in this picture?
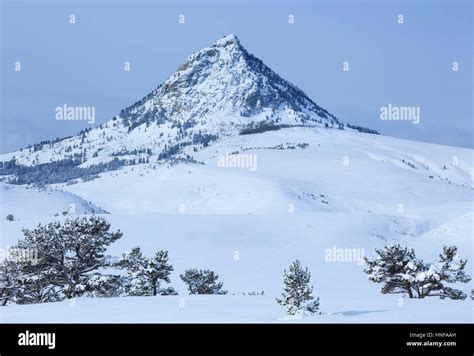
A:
[1,294,470,323]
[1,212,472,323]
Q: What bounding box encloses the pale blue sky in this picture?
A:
[1,0,472,152]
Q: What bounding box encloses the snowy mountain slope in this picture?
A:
[0,34,341,172]
[58,128,473,218]
[0,183,106,221]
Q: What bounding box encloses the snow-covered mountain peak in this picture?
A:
[0,34,346,174]
[213,33,242,48]
[121,34,339,128]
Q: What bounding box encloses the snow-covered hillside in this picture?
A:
[58,128,473,216]
[0,183,106,221]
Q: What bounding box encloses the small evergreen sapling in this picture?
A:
[276,260,320,315]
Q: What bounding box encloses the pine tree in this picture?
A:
[364,244,422,298]
[180,268,227,295]
[158,286,178,295]
[0,245,62,305]
[118,247,148,296]
[85,273,127,298]
[8,216,123,303]
[276,260,319,315]
[145,251,174,296]
[416,246,471,300]
[13,221,68,304]
[0,259,21,306]
[364,245,471,300]
[118,247,174,296]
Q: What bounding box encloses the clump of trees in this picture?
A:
[364,244,471,300]
[239,122,285,135]
[0,217,232,306]
[346,123,379,135]
[180,269,227,295]
[276,260,320,315]
[1,157,127,185]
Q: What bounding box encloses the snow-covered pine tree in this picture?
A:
[85,273,127,298]
[0,259,21,306]
[17,216,123,301]
[416,245,471,300]
[118,247,148,296]
[158,286,178,295]
[364,244,471,300]
[276,260,319,315]
[180,268,227,295]
[364,244,423,298]
[118,247,174,296]
[118,247,145,272]
[0,252,63,305]
[144,250,174,296]
[13,266,63,305]
[10,222,66,304]
[304,299,320,314]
